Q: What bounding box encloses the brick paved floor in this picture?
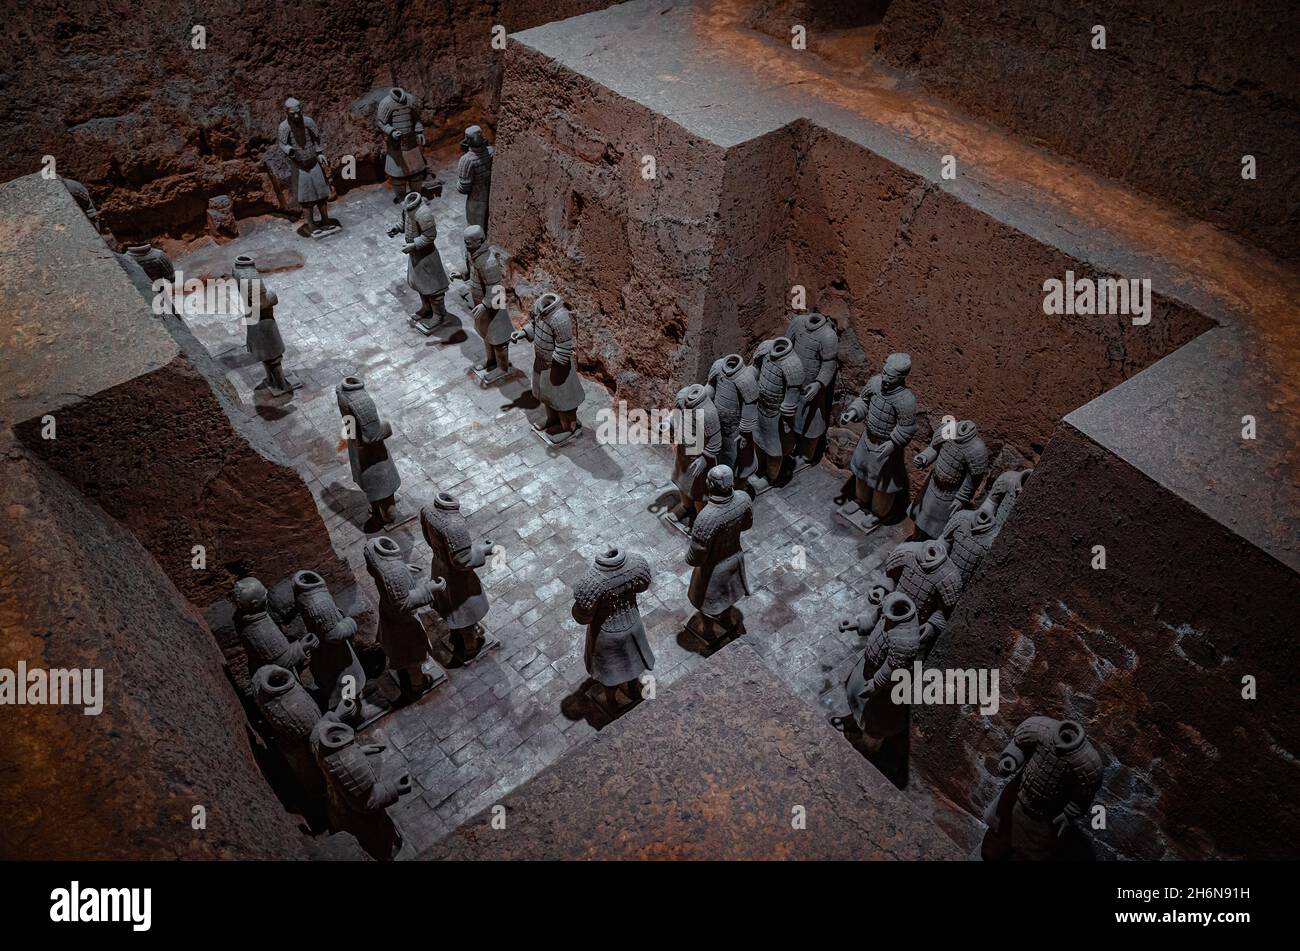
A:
[177,160,973,858]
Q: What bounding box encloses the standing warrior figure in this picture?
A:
[876,539,963,647]
[420,493,493,661]
[786,311,839,467]
[400,190,450,333]
[376,87,427,201]
[456,124,494,230]
[572,547,655,710]
[310,714,412,860]
[665,383,721,524]
[292,569,371,717]
[980,468,1034,536]
[833,592,924,751]
[685,465,753,639]
[232,577,317,677]
[985,717,1105,861]
[457,225,513,381]
[750,336,804,491]
[278,98,334,234]
[910,418,989,540]
[512,291,585,444]
[252,664,326,799]
[234,255,296,395]
[336,376,403,528]
[840,352,917,530]
[706,353,760,483]
[940,506,998,588]
[364,536,447,700]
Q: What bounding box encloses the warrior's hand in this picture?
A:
[734,433,748,450]
[996,753,1021,776]
[469,303,486,322]
[949,499,964,516]
[839,408,861,425]
[802,381,821,401]
[430,576,448,593]
[301,632,321,652]
[914,451,930,468]
[510,329,527,343]
[417,132,426,146]
[1052,813,1072,838]
[401,243,415,254]
[386,225,401,237]
[390,129,403,141]
[838,616,857,633]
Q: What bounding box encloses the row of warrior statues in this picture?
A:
[66,87,1097,862]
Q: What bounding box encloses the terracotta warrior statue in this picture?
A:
[456,225,513,381]
[840,352,917,529]
[278,98,334,234]
[685,465,753,638]
[336,376,402,528]
[375,87,427,201]
[985,716,1104,861]
[940,506,998,588]
[665,383,721,524]
[786,311,839,467]
[512,291,584,443]
[232,576,317,677]
[873,539,963,649]
[400,190,450,332]
[706,353,759,485]
[292,569,371,717]
[234,255,296,395]
[252,664,325,798]
[980,468,1034,536]
[310,713,412,860]
[572,547,654,710]
[911,418,989,539]
[456,124,494,230]
[832,592,924,751]
[420,493,493,660]
[750,337,805,491]
[124,244,174,283]
[364,535,446,700]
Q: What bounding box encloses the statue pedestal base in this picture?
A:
[658,504,694,537]
[305,222,343,240]
[469,365,522,388]
[364,499,419,534]
[683,608,745,652]
[260,372,305,398]
[530,420,583,447]
[410,314,450,336]
[833,502,888,537]
[433,631,501,669]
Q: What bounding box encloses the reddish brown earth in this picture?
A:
[0,0,615,241]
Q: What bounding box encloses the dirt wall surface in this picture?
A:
[876,0,1300,264]
[0,446,308,860]
[917,422,1300,860]
[1,173,353,608]
[0,0,617,241]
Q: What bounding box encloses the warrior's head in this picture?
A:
[705,464,735,502]
[463,224,486,251]
[881,352,912,391]
[284,97,303,121]
[463,125,487,149]
[231,577,268,615]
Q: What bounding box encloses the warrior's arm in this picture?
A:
[456,153,474,194]
[891,396,918,448]
[816,336,839,388]
[358,420,394,445]
[684,532,708,567]
[277,123,294,157]
[324,616,358,644]
[998,716,1056,775]
[738,397,757,434]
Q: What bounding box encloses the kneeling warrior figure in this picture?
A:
[336,376,402,528]
[685,465,753,640]
[420,493,493,661]
[278,97,335,235]
[786,310,839,468]
[984,716,1104,862]
[706,353,760,486]
[750,336,804,492]
[458,225,513,382]
[364,536,447,701]
[310,714,412,860]
[840,352,917,531]
[400,190,450,332]
[832,592,924,752]
[572,547,654,711]
[232,576,317,679]
[512,292,584,444]
[375,87,427,201]
[665,383,721,527]
[910,418,988,540]
[234,255,298,395]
